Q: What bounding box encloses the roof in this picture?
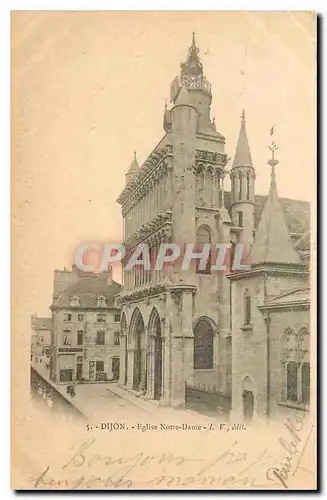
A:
[127,151,139,173]
[294,231,311,251]
[223,191,310,241]
[232,111,253,168]
[174,85,194,108]
[52,275,122,309]
[32,316,51,330]
[265,288,310,305]
[249,167,301,266]
[258,288,310,310]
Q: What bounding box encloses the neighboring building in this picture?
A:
[116,34,311,419]
[31,315,52,363]
[49,266,122,384]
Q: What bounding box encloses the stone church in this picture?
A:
[116,35,311,420]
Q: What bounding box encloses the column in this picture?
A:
[161,314,170,405]
[215,173,220,207]
[221,176,225,207]
[167,168,172,209]
[243,173,247,201]
[146,335,155,399]
[138,349,147,392]
[126,349,134,389]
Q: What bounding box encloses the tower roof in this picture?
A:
[127,151,139,173]
[249,153,301,266]
[174,85,194,108]
[232,110,253,168]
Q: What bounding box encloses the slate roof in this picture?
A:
[52,275,122,309]
[32,316,52,330]
[249,168,301,265]
[232,112,253,167]
[223,191,310,241]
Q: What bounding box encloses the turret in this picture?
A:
[125,151,139,185]
[230,111,256,248]
[170,85,197,247]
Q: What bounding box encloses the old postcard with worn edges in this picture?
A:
[11,11,317,490]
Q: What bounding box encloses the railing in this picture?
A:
[185,381,231,417]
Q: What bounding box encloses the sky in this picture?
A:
[11,11,316,318]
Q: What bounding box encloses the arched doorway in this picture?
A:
[130,308,146,392]
[242,376,255,421]
[149,309,163,401]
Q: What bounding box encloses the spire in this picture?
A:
[249,143,300,266]
[128,151,139,173]
[232,110,253,168]
[180,32,203,78]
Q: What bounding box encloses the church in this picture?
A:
[116,34,310,421]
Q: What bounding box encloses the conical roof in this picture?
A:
[250,164,301,266]
[174,85,194,107]
[233,110,253,168]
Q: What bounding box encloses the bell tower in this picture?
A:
[230,110,256,248]
[170,33,216,136]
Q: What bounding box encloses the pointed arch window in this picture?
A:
[281,327,310,406]
[195,225,211,275]
[196,166,205,206]
[246,171,250,200]
[238,172,243,200]
[193,318,214,369]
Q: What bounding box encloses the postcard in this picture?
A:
[11,11,317,490]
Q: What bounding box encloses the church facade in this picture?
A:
[116,35,311,420]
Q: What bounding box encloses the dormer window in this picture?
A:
[97,296,106,307]
[70,295,80,307]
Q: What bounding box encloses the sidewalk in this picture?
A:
[106,384,222,425]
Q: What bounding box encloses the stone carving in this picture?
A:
[117,147,171,208]
[117,284,166,305]
[195,149,228,165]
[124,211,172,247]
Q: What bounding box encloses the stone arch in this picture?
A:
[241,375,256,421]
[298,326,310,404]
[148,307,163,400]
[129,307,146,392]
[148,307,162,337]
[193,316,215,370]
[193,315,217,333]
[241,375,255,392]
[128,307,145,346]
